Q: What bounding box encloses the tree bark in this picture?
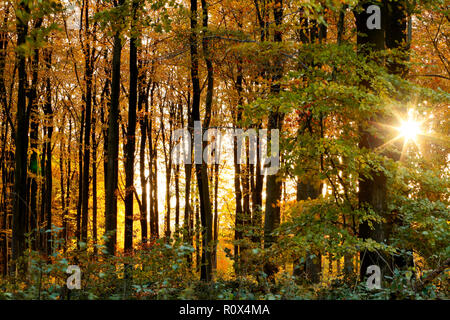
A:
[124,0,139,253]
[138,57,148,243]
[12,1,30,266]
[105,0,125,255]
[355,0,389,280]
[263,0,284,279]
[43,48,53,256]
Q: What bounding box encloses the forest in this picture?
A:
[0,0,449,300]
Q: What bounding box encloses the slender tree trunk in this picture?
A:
[148,84,159,239]
[0,6,9,221]
[251,0,267,247]
[63,118,72,252]
[59,122,66,252]
[43,49,53,256]
[183,94,193,263]
[138,58,148,243]
[212,162,219,271]
[100,49,110,196]
[92,119,98,255]
[12,1,30,266]
[76,108,84,247]
[175,101,182,234]
[161,103,174,239]
[263,0,284,279]
[0,7,10,274]
[105,0,125,255]
[175,163,180,232]
[124,0,139,253]
[81,61,92,244]
[28,18,43,252]
[195,194,200,272]
[191,0,214,281]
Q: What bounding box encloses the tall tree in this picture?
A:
[105,0,125,255]
[28,17,43,251]
[263,0,284,278]
[43,48,53,256]
[12,0,30,266]
[124,0,139,253]
[355,0,392,280]
[81,0,95,244]
[137,55,149,243]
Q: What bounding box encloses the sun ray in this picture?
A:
[371,108,437,160]
[399,119,421,142]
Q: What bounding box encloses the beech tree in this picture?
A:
[0,0,448,299]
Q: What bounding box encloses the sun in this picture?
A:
[399,119,422,142]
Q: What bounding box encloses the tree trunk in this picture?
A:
[12,1,30,266]
[212,162,219,271]
[355,1,389,281]
[183,92,193,263]
[263,0,284,279]
[81,59,92,244]
[233,57,244,274]
[43,49,53,256]
[105,0,125,255]
[92,117,98,255]
[124,0,139,253]
[76,107,84,247]
[138,57,148,243]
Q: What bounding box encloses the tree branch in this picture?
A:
[415,257,450,292]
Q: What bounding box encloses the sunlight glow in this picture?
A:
[399,118,422,142]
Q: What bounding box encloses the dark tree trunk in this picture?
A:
[100,49,111,196]
[251,134,263,244]
[138,57,148,243]
[233,125,243,273]
[355,1,389,281]
[263,0,284,278]
[28,42,39,252]
[384,0,411,271]
[192,0,214,281]
[183,93,193,263]
[105,0,125,255]
[81,54,92,245]
[92,80,99,255]
[43,49,53,256]
[212,162,219,271]
[195,195,201,272]
[148,83,159,239]
[124,0,139,253]
[12,1,30,265]
[175,162,180,232]
[233,57,244,273]
[92,117,98,255]
[27,18,43,253]
[0,6,10,275]
[161,103,174,239]
[251,0,267,247]
[76,107,84,247]
[62,118,73,252]
[175,101,182,234]
[190,0,208,280]
[59,123,66,252]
